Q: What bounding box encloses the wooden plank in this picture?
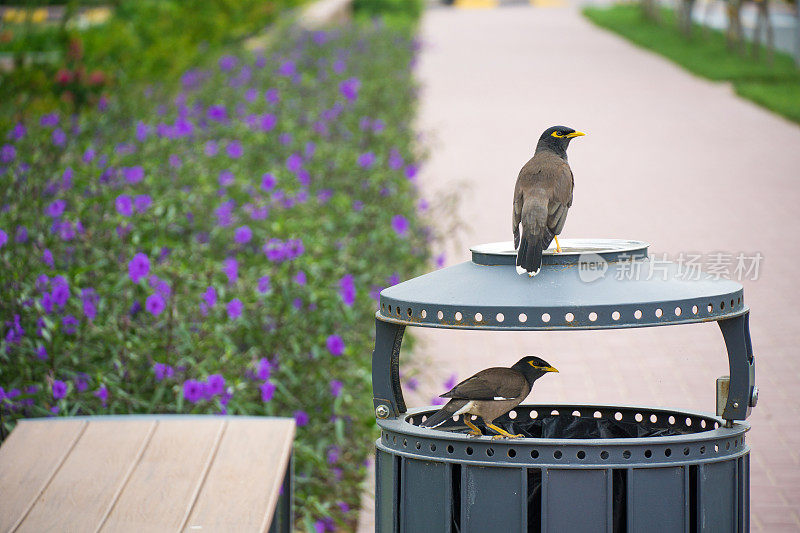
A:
[99,418,225,532]
[16,419,157,533]
[0,419,87,532]
[184,418,295,532]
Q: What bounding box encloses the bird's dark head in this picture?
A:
[536,126,585,158]
[511,356,559,384]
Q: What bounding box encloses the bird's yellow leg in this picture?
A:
[486,423,523,439]
[554,235,562,253]
[464,418,483,436]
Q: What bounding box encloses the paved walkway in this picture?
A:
[359,3,800,531]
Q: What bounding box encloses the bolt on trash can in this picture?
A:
[371,239,756,532]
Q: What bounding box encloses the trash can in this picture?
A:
[371,239,756,532]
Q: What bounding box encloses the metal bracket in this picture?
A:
[717,311,756,421]
[372,317,407,418]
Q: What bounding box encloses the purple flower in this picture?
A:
[203,286,217,308]
[219,55,237,71]
[10,122,26,140]
[153,362,174,381]
[444,374,458,390]
[218,170,235,187]
[206,374,225,395]
[357,152,376,169]
[389,149,404,170]
[405,165,418,180]
[294,270,307,285]
[45,199,66,218]
[277,60,296,77]
[294,410,309,427]
[263,239,287,262]
[234,225,252,244]
[339,78,361,102]
[327,447,339,464]
[62,315,79,334]
[222,257,238,285]
[129,253,150,283]
[51,276,70,307]
[116,195,134,216]
[74,374,89,392]
[52,128,66,146]
[43,249,54,268]
[183,380,203,403]
[260,113,277,132]
[260,381,276,402]
[286,153,302,173]
[0,229,6,249]
[226,140,243,158]
[207,105,228,122]
[145,293,165,316]
[436,253,446,268]
[134,194,152,213]
[94,386,108,406]
[52,380,68,400]
[36,346,48,360]
[261,173,276,191]
[41,113,59,127]
[123,166,145,184]
[338,501,350,514]
[81,288,98,321]
[205,141,219,156]
[339,274,355,306]
[326,334,345,356]
[257,358,272,380]
[406,377,419,391]
[265,88,280,104]
[227,298,243,320]
[330,380,344,397]
[391,215,409,237]
[1,144,15,163]
[257,276,271,294]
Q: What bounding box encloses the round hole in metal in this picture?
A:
[407,308,413,317]
[447,445,454,454]
[531,450,539,459]
[683,447,690,456]
[655,308,663,318]
[415,442,421,450]
[519,313,527,323]
[720,301,725,310]
[634,309,642,319]
[644,449,652,458]
[388,305,392,313]
[623,450,631,459]
[577,450,586,460]
[507,449,516,458]
[707,303,713,313]
[465,447,473,456]
[635,413,643,422]
[455,311,462,321]
[650,414,658,423]
[496,313,504,322]
[509,410,518,419]
[421,309,427,319]
[692,305,698,314]
[565,312,574,322]
[403,439,407,447]
[430,444,436,452]
[593,411,602,419]
[541,313,550,323]
[551,409,560,416]
[475,312,483,322]
[554,450,562,459]
[685,417,692,426]
[612,311,620,320]
[699,446,705,454]
[600,451,609,460]
[665,448,672,457]
[589,312,597,322]
[714,444,719,453]
[486,448,494,457]
[572,410,581,417]
[700,420,707,429]
[615,412,623,421]
[674,307,681,316]
[437,310,443,320]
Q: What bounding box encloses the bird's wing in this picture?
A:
[440,368,528,400]
[546,159,574,236]
[512,180,523,248]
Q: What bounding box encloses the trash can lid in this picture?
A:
[378,238,746,330]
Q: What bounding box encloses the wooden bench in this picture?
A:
[0,415,294,532]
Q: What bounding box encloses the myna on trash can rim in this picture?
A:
[513,126,584,276]
[420,356,559,439]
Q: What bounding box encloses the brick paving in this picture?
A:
[359,3,800,531]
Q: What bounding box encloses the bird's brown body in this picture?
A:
[513,126,583,275]
[421,356,558,438]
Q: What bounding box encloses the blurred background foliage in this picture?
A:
[1,1,433,531]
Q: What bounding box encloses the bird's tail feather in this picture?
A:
[420,399,468,428]
[516,233,549,275]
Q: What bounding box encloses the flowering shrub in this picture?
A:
[0,21,431,531]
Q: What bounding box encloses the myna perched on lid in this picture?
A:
[421,356,559,439]
[513,126,585,276]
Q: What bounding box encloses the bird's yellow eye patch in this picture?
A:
[551,131,566,138]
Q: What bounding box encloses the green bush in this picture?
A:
[0,21,431,531]
[353,0,424,24]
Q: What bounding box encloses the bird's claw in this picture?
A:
[491,433,524,440]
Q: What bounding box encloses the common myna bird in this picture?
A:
[421,356,558,439]
[513,126,585,276]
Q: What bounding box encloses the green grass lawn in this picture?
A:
[583,3,800,124]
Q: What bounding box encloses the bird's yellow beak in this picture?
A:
[542,365,559,373]
[566,131,586,138]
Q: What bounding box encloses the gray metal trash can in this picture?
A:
[372,240,756,532]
